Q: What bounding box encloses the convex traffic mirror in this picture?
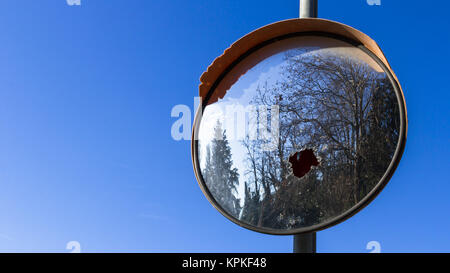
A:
[192,19,407,235]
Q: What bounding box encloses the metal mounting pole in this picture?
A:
[293,232,316,253]
[299,0,318,18]
[294,0,318,253]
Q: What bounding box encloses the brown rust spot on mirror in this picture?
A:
[289,149,320,178]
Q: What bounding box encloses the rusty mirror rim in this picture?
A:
[191,18,407,235]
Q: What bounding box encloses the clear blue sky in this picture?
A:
[0,0,448,253]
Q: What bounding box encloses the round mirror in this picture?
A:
[193,31,406,234]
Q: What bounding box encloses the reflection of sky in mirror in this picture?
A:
[199,51,286,207]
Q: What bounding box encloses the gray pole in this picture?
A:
[299,0,318,18]
[293,232,316,253]
[294,0,318,253]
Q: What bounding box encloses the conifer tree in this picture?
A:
[203,121,241,216]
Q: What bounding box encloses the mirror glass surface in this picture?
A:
[197,36,401,231]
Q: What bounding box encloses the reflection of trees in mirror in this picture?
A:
[202,121,241,217]
[202,49,400,231]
